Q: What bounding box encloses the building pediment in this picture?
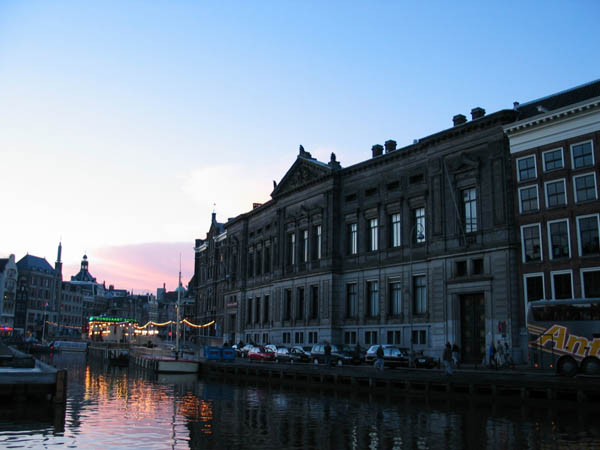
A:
[271,147,332,198]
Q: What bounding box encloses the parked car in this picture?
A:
[247,346,275,362]
[265,344,284,354]
[275,346,310,364]
[413,351,439,369]
[365,345,410,368]
[309,344,354,366]
[239,344,255,358]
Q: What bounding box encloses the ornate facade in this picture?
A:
[194,108,525,362]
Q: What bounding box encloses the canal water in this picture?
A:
[0,353,598,449]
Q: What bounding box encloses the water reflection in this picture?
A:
[0,353,597,449]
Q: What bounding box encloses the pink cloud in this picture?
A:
[62,242,195,293]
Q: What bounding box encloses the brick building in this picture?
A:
[504,80,600,335]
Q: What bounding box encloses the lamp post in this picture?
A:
[408,221,425,367]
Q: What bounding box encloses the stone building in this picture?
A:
[192,212,228,342]
[504,80,600,329]
[16,254,58,337]
[195,108,524,363]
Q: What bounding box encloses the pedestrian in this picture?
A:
[324,341,332,366]
[374,345,384,371]
[443,342,453,375]
[451,343,460,369]
[496,340,505,367]
[488,342,497,369]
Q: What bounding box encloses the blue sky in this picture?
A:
[1,1,599,291]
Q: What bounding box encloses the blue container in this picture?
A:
[221,348,235,360]
[205,346,222,360]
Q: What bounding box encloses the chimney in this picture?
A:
[453,114,467,126]
[513,101,520,110]
[470,107,485,120]
[384,140,397,153]
[371,144,383,158]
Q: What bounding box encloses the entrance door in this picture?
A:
[460,294,485,364]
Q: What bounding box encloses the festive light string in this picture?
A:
[133,319,215,330]
[45,320,83,330]
[44,318,215,331]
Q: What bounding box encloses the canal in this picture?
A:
[0,353,598,449]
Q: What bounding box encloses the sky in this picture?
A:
[1,1,599,292]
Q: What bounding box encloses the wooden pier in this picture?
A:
[201,360,600,404]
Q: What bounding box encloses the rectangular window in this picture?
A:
[369,218,378,251]
[347,223,358,255]
[571,141,594,169]
[288,233,296,265]
[314,225,322,260]
[519,185,539,213]
[517,155,537,182]
[344,331,356,345]
[413,275,427,314]
[346,283,357,317]
[521,224,542,263]
[308,331,318,344]
[367,281,379,317]
[581,268,600,298]
[255,297,260,324]
[577,214,600,256]
[246,298,252,325]
[295,332,304,344]
[310,285,319,319]
[412,330,427,345]
[455,261,467,277]
[573,173,597,202]
[283,332,291,344]
[262,333,269,344]
[263,295,269,323]
[472,258,484,275]
[255,249,262,276]
[543,148,564,171]
[524,273,545,302]
[548,219,570,260]
[391,213,401,247]
[387,330,402,345]
[296,287,304,320]
[545,179,566,208]
[302,230,309,263]
[462,187,477,233]
[551,271,573,300]
[264,246,271,273]
[284,289,292,321]
[389,281,402,316]
[365,330,378,345]
[414,207,426,243]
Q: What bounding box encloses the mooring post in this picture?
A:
[54,369,68,404]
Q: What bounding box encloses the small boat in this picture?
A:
[49,341,88,352]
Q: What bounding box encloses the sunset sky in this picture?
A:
[1,1,599,292]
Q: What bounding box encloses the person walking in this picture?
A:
[495,340,505,368]
[451,343,460,369]
[374,345,384,371]
[488,342,497,369]
[324,341,332,366]
[443,342,453,375]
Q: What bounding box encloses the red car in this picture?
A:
[247,346,275,361]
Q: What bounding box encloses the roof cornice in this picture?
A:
[505,97,600,135]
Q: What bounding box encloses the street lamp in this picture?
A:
[408,221,425,367]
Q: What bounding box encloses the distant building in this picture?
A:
[69,254,106,332]
[0,254,18,334]
[505,80,600,326]
[16,254,57,337]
